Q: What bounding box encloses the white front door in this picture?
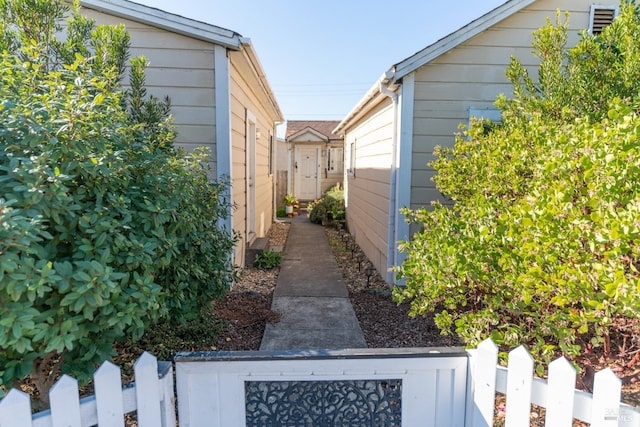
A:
[296,147,318,200]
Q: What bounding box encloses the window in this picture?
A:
[327,147,343,173]
[348,142,356,176]
[468,107,502,135]
[589,5,618,35]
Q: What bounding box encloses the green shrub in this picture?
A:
[254,250,283,269]
[276,205,287,218]
[395,5,640,365]
[308,185,345,225]
[0,0,237,405]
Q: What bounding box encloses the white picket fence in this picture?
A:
[467,338,640,427]
[1,340,639,426]
[0,352,175,427]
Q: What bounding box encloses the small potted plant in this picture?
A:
[284,194,297,216]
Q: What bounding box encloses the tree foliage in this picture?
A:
[0,0,237,403]
[395,3,640,364]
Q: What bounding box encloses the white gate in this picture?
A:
[175,347,469,427]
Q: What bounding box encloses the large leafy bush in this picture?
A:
[0,0,236,404]
[395,4,640,363]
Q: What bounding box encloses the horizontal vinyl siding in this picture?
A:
[409,0,617,210]
[344,100,394,276]
[229,52,276,265]
[230,82,247,265]
[82,8,217,165]
[142,68,214,88]
[127,47,215,68]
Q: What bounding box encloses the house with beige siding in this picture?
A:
[79,0,283,266]
[334,0,619,284]
[285,120,344,202]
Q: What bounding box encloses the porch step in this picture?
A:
[297,200,311,212]
[245,237,269,267]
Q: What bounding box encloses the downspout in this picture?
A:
[287,142,292,196]
[379,75,400,285]
[272,127,281,223]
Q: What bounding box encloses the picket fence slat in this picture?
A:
[504,345,534,427]
[469,338,498,427]
[0,389,32,427]
[545,357,576,426]
[591,368,623,427]
[134,352,162,426]
[94,361,125,427]
[50,375,82,427]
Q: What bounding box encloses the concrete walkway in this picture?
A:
[260,216,367,351]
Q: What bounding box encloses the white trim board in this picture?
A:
[80,0,242,49]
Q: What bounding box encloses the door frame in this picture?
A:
[294,144,321,200]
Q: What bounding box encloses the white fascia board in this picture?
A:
[393,0,536,80]
[79,0,242,50]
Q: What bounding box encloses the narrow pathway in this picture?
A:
[260,216,367,350]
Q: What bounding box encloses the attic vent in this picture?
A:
[589,6,618,35]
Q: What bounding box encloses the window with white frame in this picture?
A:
[589,5,618,35]
[468,107,502,135]
[327,147,343,173]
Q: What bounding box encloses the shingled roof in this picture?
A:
[285,120,342,142]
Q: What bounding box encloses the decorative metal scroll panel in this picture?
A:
[245,379,402,427]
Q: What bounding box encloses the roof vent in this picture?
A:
[589,6,618,35]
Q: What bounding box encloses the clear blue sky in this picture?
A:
[138,0,506,128]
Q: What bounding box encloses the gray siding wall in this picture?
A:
[81,8,218,171]
[344,99,394,276]
[409,0,619,209]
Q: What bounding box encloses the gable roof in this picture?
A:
[80,0,242,49]
[286,120,342,142]
[334,0,535,134]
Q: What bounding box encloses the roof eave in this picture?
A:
[239,38,284,123]
[334,71,395,135]
[79,0,242,50]
[393,0,536,80]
